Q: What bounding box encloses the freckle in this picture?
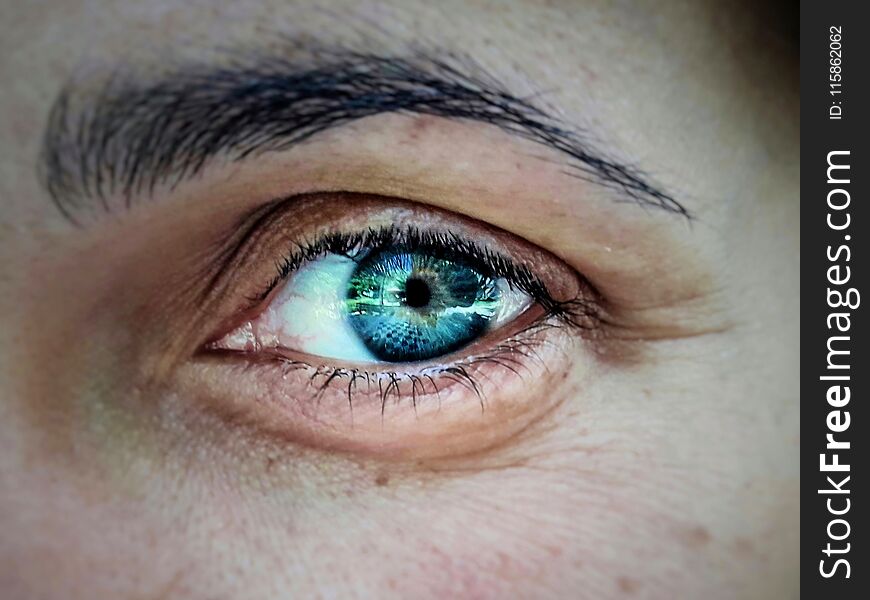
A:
[679,525,712,548]
[617,576,640,594]
[734,537,754,555]
[546,545,562,557]
[407,116,435,141]
[375,473,390,487]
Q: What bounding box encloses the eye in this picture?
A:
[213,242,532,363]
[187,193,599,460]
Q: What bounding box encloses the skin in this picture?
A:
[0,1,798,599]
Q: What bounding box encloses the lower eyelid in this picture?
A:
[185,313,581,460]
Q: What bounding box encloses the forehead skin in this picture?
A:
[0,0,796,228]
[0,1,797,599]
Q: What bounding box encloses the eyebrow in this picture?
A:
[39,50,689,221]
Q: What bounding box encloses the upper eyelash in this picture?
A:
[258,225,599,328]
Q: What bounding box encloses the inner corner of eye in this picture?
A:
[212,245,534,365]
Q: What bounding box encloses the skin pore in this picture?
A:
[0,1,798,599]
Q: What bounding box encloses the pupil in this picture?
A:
[345,250,502,363]
[404,277,431,308]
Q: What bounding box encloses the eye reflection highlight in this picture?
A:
[346,249,529,362]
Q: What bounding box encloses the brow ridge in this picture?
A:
[39,50,690,221]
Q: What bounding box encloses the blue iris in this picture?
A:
[345,250,501,362]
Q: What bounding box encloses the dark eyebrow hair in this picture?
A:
[39,50,690,221]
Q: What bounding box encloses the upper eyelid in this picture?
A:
[264,225,545,297]
[260,224,599,330]
[39,47,689,223]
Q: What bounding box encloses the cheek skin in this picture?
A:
[4,329,773,600]
[148,363,724,600]
[159,372,595,599]
[0,357,584,597]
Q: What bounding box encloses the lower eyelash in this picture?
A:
[236,314,573,415]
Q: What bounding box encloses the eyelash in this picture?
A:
[258,225,598,329]
[251,317,568,416]
[214,224,600,413]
